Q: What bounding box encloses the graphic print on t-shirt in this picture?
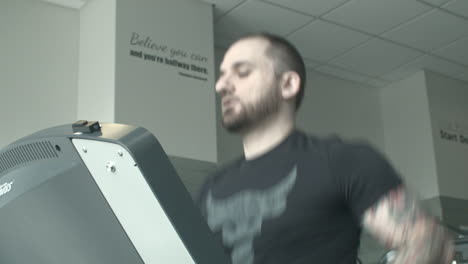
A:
[205,165,297,264]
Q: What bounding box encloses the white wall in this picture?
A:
[214,47,243,165]
[114,0,217,163]
[426,71,468,200]
[0,0,385,166]
[0,0,79,148]
[77,0,116,122]
[380,71,439,200]
[297,70,384,151]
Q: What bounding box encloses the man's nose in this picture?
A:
[215,75,233,96]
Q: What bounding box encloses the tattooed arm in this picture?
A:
[362,186,454,264]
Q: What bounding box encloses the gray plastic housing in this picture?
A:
[0,123,229,264]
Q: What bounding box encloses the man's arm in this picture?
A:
[362,186,454,264]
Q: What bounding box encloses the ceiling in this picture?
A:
[41,0,87,9]
[201,0,468,87]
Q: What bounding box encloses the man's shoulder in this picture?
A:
[294,130,344,153]
[296,130,382,161]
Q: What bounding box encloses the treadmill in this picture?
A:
[0,121,230,264]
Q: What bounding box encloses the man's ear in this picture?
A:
[280,71,301,100]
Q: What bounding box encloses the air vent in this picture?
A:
[0,141,58,175]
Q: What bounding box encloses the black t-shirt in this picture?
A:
[197,130,402,264]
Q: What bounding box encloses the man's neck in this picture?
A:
[241,114,295,160]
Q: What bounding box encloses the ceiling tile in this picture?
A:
[433,36,468,66]
[41,0,87,9]
[288,20,370,62]
[366,78,391,88]
[441,0,468,19]
[215,1,313,40]
[330,38,422,77]
[303,58,322,69]
[455,72,468,83]
[315,64,372,83]
[200,0,246,20]
[381,55,466,81]
[262,0,348,17]
[323,0,432,35]
[418,0,451,6]
[383,9,468,52]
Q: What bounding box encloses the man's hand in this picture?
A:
[362,186,454,264]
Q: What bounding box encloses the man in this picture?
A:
[197,33,453,264]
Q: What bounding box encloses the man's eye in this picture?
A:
[238,70,250,77]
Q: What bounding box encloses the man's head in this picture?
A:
[216,33,306,133]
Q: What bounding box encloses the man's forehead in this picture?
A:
[221,38,269,68]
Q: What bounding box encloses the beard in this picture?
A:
[221,85,281,133]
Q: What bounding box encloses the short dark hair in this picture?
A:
[238,32,306,111]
